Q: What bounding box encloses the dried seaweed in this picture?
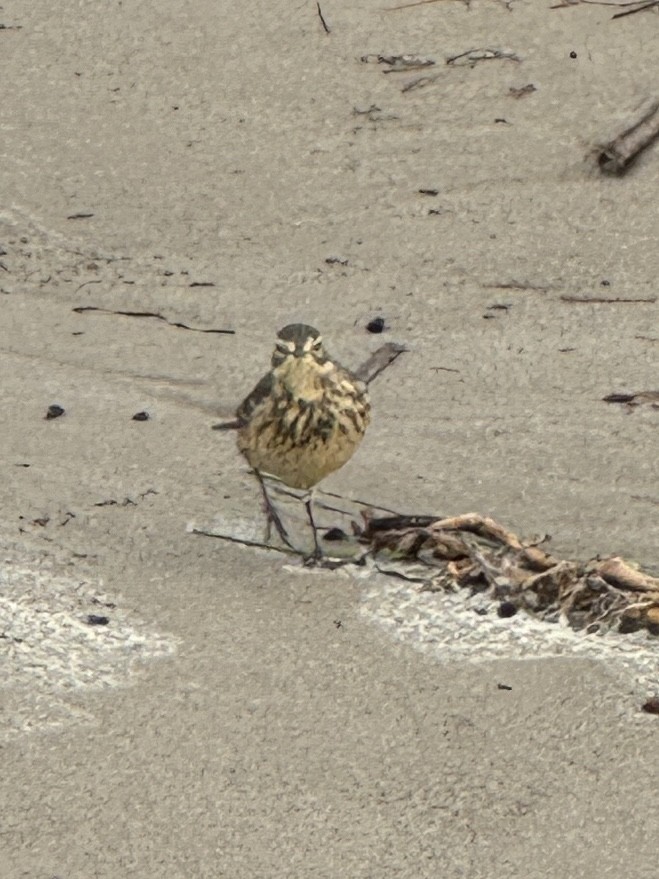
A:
[360,512,659,635]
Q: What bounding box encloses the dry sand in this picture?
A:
[1,0,658,876]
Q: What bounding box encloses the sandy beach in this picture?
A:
[1,0,658,876]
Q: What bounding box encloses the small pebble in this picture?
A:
[498,601,518,618]
[45,404,65,420]
[366,317,386,334]
[132,411,150,422]
[641,697,659,715]
[323,527,348,542]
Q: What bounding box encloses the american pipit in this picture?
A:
[218,323,371,559]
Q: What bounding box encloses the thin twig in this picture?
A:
[189,526,299,556]
[73,306,235,334]
[560,295,657,304]
[612,0,658,18]
[385,0,453,9]
[316,1,330,32]
[316,488,402,516]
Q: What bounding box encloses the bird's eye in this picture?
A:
[312,339,322,350]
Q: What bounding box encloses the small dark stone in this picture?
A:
[641,697,659,715]
[497,683,512,691]
[418,188,439,196]
[366,317,386,334]
[600,279,610,286]
[45,404,65,420]
[132,411,150,421]
[618,615,645,634]
[497,601,518,618]
[86,614,110,626]
[569,51,577,59]
[323,527,348,542]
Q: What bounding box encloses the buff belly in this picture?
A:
[240,426,365,489]
[238,362,371,490]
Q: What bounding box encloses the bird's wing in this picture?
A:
[235,370,275,425]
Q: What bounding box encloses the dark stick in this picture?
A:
[559,295,657,304]
[612,0,658,19]
[597,99,659,174]
[189,526,298,556]
[73,305,234,334]
[316,2,330,33]
[363,515,443,535]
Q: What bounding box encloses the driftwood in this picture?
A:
[597,99,659,175]
[193,494,659,637]
[361,512,659,635]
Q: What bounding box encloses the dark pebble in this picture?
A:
[641,697,659,715]
[132,411,150,421]
[366,317,385,334]
[86,614,110,626]
[497,601,518,618]
[323,527,348,542]
[45,404,65,420]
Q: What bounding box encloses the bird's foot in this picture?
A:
[302,546,324,567]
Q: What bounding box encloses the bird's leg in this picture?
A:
[254,470,297,552]
[303,489,323,563]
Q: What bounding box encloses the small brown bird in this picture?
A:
[219,324,371,558]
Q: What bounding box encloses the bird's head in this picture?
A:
[271,324,327,366]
